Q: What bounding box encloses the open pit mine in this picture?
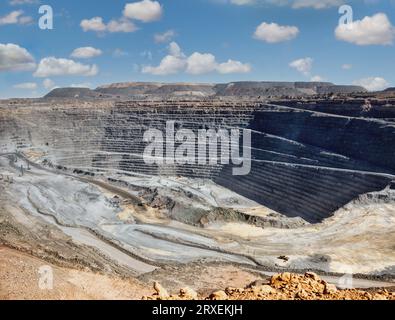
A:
[1,81,395,300]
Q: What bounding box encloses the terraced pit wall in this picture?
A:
[0,100,394,223]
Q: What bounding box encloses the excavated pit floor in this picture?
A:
[1,152,395,281]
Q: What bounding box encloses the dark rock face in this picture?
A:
[214,106,394,222]
[1,99,394,223]
[275,100,395,120]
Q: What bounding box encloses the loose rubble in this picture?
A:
[143,272,395,301]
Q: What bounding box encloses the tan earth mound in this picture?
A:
[0,247,151,300]
[144,272,395,301]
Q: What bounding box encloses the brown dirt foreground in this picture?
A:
[0,246,151,300]
[1,246,394,301]
[145,272,395,301]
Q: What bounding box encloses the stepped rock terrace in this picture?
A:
[1,98,395,223]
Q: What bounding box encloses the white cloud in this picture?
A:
[0,43,36,72]
[71,47,103,59]
[292,0,344,9]
[70,82,92,88]
[123,0,162,22]
[353,77,389,91]
[18,16,33,25]
[0,10,33,26]
[142,42,186,75]
[142,42,251,76]
[216,59,252,74]
[34,57,99,77]
[186,53,217,75]
[80,17,137,33]
[142,56,186,75]
[254,22,299,43]
[230,0,254,5]
[113,48,128,57]
[9,0,39,5]
[342,64,352,70]
[289,57,313,76]
[43,78,55,90]
[310,75,324,81]
[335,13,395,46]
[223,0,343,9]
[154,30,176,43]
[81,17,106,32]
[13,82,37,89]
[107,18,137,33]
[0,11,22,25]
[168,42,184,57]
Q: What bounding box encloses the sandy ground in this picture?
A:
[0,246,151,300]
[0,246,269,300]
[1,246,394,300]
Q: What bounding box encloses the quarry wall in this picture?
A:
[0,100,394,222]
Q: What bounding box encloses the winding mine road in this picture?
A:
[1,152,394,289]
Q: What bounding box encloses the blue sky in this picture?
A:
[1,0,395,98]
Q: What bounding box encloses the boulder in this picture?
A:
[305,272,321,281]
[271,272,292,287]
[252,285,277,295]
[324,283,338,295]
[179,287,198,300]
[153,282,169,299]
[209,290,228,300]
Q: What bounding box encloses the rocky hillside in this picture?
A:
[44,81,367,99]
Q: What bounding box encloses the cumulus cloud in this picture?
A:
[9,0,39,5]
[71,47,103,59]
[43,78,55,90]
[216,59,252,74]
[13,82,37,89]
[335,13,395,46]
[310,75,324,81]
[353,77,389,91]
[81,1,161,35]
[254,22,299,43]
[0,10,33,26]
[154,30,176,43]
[81,17,137,33]
[142,43,186,75]
[223,0,343,9]
[142,56,186,75]
[113,48,128,57]
[34,57,99,77]
[123,0,162,22]
[70,82,92,88]
[107,18,137,33]
[142,42,251,76]
[289,57,313,76]
[230,0,255,5]
[0,43,36,72]
[292,0,343,9]
[186,53,217,75]
[167,42,183,57]
[81,17,106,32]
